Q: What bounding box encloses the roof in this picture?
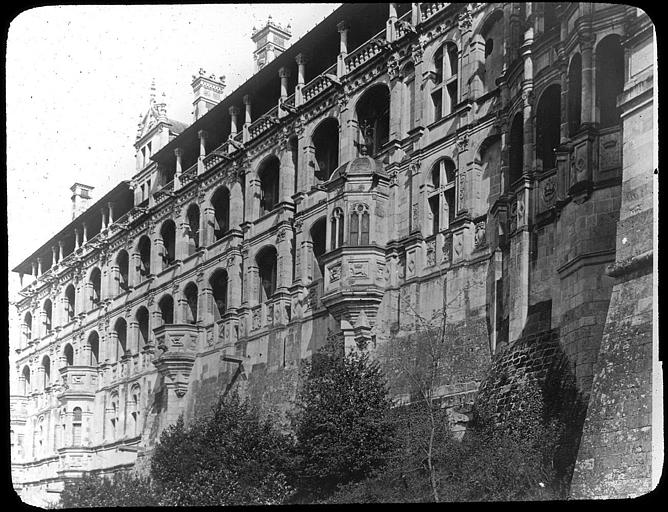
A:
[330,155,387,181]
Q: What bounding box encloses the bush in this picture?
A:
[59,471,157,508]
[291,340,396,501]
[150,391,294,506]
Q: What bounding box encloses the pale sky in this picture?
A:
[6,4,340,299]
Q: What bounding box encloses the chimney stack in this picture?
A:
[70,183,94,220]
[191,69,226,121]
[251,15,292,72]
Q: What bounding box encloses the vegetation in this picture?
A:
[58,332,570,506]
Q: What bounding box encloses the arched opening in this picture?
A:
[109,394,119,440]
[312,118,339,181]
[568,53,582,136]
[432,42,459,120]
[330,208,345,250]
[211,188,230,240]
[21,366,31,395]
[136,307,150,349]
[43,299,53,334]
[349,203,370,246]
[64,285,76,322]
[210,269,228,321]
[63,343,74,366]
[509,113,524,186]
[114,318,127,361]
[536,84,562,170]
[90,268,102,307]
[402,62,416,134]
[158,295,174,325]
[356,84,390,156]
[137,236,151,279]
[116,250,129,293]
[88,331,99,366]
[72,407,82,446]
[310,217,327,281]
[258,157,280,215]
[256,246,278,302]
[42,355,51,389]
[596,35,624,128]
[160,220,176,267]
[24,312,33,345]
[184,282,198,324]
[186,204,201,253]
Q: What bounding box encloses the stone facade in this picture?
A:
[9,3,657,505]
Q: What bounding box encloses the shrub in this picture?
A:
[59,471,157,508]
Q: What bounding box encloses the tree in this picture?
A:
[59,471,157,508]
[291,339,396,501]
[150,391,294,506]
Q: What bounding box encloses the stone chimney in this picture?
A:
[251,15,292,72]
[70,183,94,220]
[191,69,226,121]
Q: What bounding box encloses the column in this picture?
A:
[386,3,397,42]
[229,106,240,136]
[100,208,108,231]
[74,228,81,250]
[199,282,214,324]
[153,236,166,274]
[37,257,43,276]
[245,172,261,223]
[277,227,294,290]
[58,241,64,262]
[295,54,307,106]
[82,222,88,244]
[228,257,242,310]
[388,70,403,142]
[581,37,594,125]
[202,206,216,246]
[337,21,350,78]
[229,180,244,228]
[278,67,291,118]
[109,263,120,298]
[51,246,58,266]
[129,253,141,288]
[411,2,421,26]
[242,95,252,142]
[197,130,208,175]
[108,202,115,225]
[174,148,183,189]
[521,26,534,174]
[280,140,296,203]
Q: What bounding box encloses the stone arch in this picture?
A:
[309,216,327,281]
[310,116,340,182]
[183,281,199,324]
[135,306,150,350]
[64,284,76,323]
[159,219,177,267]
[595,34,624,128]
[115,248,130,294]
[354,82,391,156]
[21,365,31,395]
[136,235,152,280]
[535,82,562,171]
[112,317,128,361]
[185,203,201,254]
[567,52,582,136]
[255,245,278,302]
[63,343,74,366]
[209,268,229,321]
[87,330,100,366]
[256,155,281,215]
[89,266,102,307]
[157,293,175,325]
[210,186,231,240]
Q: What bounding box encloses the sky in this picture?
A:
[6,4,340,299]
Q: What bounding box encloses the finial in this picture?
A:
[149,78,156,103]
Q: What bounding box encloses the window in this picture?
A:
[356,84,390,156]
[117,250,129,292]
[42,355,51,389]
[72,407,82,446]
[312,118,339,181]
[43,299,53,334]
[536,84,561,170]
[137,236,151,279]
[479,10,503,93]
[64,343,74,366]
[485,38,494,58]
[184,283,198,324]
[186,204,200,253]
[158,295,174,325]
[88,331,99,366]
[109,395,119,440]
[136,307,150,349]
[349,203,370,246]
[114,318,127,361]
[427,159,457,235]
[160,220,176,267]
[596,35,624,128]
[310,217,326,281]
[64,285,76,321]
[568,54,582,136]
[330,208,344,250]
[90,268,102,307]
[129,386,141,437]
[210,270,228,321]
[432,42,459,121]
[211,188,230,240]
[256,246,278,302]
[258,157,280,215]
[23,312,32,345]
[509,113,524,187]
[21,366,31,395]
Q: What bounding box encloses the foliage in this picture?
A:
[150,391,294,506]
[290,339,396,501]
[58,471,157,508]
